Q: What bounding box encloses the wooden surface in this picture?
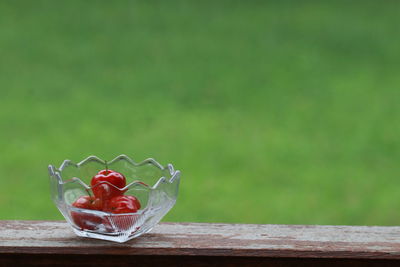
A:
[2,220,400,266]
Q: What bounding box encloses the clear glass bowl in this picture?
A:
[48,155,180,243]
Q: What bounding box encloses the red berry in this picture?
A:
[72,196,102,210]
[106,195,141,214]
[71,196,103,230]
[91,169,126,201]
[72,196,91,209]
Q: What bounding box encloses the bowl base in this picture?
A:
[72,226,154,243]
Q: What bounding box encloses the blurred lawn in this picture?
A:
[0,0,399,225]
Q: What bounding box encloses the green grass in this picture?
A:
[0,0,400,225]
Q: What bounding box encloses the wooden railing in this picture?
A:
[1,220,400,266]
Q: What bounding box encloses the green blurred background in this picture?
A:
[0,0,399,225]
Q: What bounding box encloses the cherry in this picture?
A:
[91,169,126,202]
[72,195,102,210]
[71,196,103,230]
[103,195,141,231]
[106,195,141,214]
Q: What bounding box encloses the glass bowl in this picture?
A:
[48,154,180,243]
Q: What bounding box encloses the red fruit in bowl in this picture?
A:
[106,195,141,213]
[103,195,141,232]
[91,169,126,201]
[72,195,102,210]
[71,196,103,230]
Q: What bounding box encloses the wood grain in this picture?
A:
[1,221,400,266]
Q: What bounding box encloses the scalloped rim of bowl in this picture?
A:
[48,154,180,191]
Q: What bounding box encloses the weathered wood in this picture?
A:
[1,220,400,266]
